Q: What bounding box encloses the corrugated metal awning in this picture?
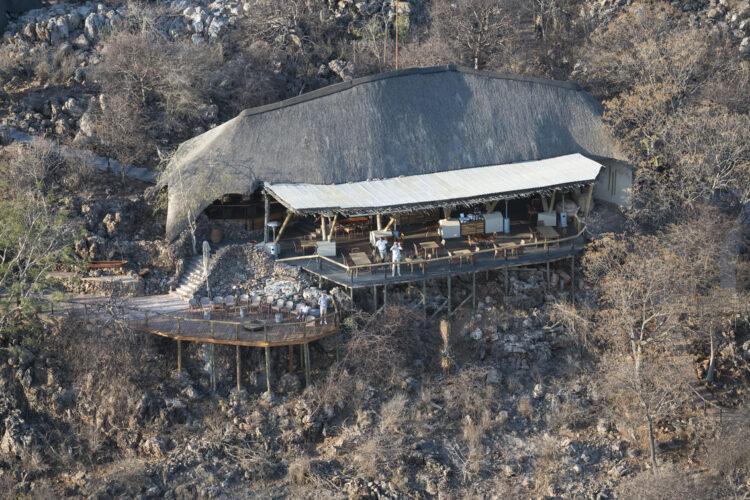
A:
[265,153,602,216]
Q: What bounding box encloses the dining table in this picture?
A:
[349,251,372,275]
[534,225,560,245]
[419,241,440,258]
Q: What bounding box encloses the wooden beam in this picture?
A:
[263,192,270,243]
[327,213,339,242]
[485,201,499,213]
[265,346,272,393]
[376,214,382,230]
[321,216,326,237]
[274,212,293,245]
[384,217,396,231]
[442,207,451,219]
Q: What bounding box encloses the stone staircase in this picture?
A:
[171,256,208,301]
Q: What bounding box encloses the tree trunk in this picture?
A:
[707,327,716,385]
[647,417,658,472]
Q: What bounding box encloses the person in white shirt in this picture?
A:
[318,292,329,325]
[391,241,402,277]
[375,237,388,262]
[296,303,311,321]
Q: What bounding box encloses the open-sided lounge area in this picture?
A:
[259,154,596,290]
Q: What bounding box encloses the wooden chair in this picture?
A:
[189,298,201,316]
[239,294,250,307]
[293,240,303,255]
[271,299,285,314]
[249,295,261,312]
[212,297,225,315]
[200,297,212,311]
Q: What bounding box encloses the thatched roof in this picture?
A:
[163,65,624,240]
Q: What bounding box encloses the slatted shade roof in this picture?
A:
[265,153,603,216]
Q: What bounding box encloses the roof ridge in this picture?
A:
[239,65,582,120]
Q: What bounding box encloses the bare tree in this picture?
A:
[0,141,79,333]
[431,0,518,70]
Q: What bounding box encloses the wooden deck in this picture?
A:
[278,221,586,289]
[128,308,339,347]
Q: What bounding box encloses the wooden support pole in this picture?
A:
[384,284,388,308]
[210,343,216,392]
[540,195,549,213]
[384,217,396,231]
[447,276,452,316]
[236,345,241,392]
[373,285,377,312]
[548,190,556,213]
[376,214,382,230]
[274,212,293,245]
[264,346,271,393]
[472,272,476,312]
[546,261,550,294]
[442,207,451,219]
[570,256,575,304]
[504,266,509,296]
[288,345,294,375]
[263,191,270,243]
[300,343,305,374]
[304,343,311,386]
[422,280,427,319]
[350,287,354,311]
[177,339,182,372]
[321,216,326,238]
[484,200,499,213]
[583,184,594,216]
[327,213,339,242]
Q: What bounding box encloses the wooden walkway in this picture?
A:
[128,307,339,348]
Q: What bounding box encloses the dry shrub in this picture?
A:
[616,465,716,499]
[442,366,499,421]
[378,393,408,433]
[287,456,311,485]
[547,399,593,432]
[504,373,523,393]
[706,404,750,494]
[531,434,563,495]
[339,306,419,385]
[517,395,535,421]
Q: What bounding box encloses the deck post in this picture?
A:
[288,345,294,375]
[263,191,270,243]
[384,284,388,308]
[504,266,509,297]
[583,184,594,216]
[350,287,354,311]
[570,256,575,304]
[373,285,377,312]
[422,280,427,318]
[236,345,241,392]
[472,272,476,313]
[210,343,216,392]
[304,343,311,386]
[274,212,293,245]
[264,346,271,393]
[447,276,452,316]
[144,310,148,327]
[177,317,181,335]
[300,344,305,374]
[376,214,382,230]
[546,261,550,294]
[177,340,182,372]
[318,275,322,288]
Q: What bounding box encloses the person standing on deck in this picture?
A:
[318,291,329,325]
[391,240,402,277]
[375,237,388,262]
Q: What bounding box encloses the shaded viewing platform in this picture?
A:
[277,219,586,291]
